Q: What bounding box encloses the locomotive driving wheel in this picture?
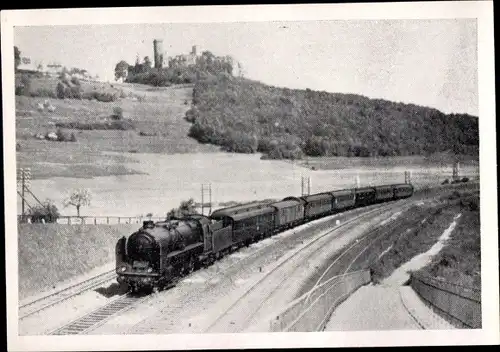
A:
[186,258,195,274]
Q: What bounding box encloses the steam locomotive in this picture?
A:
[116,183,413,292]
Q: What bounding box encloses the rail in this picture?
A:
[269,269,371,332]
[409,273,481,328]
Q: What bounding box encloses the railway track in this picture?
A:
[49,294,149,335]
[19,269,117,319]
[305,208,435,300]
[49,196,435,335]
[122,200,403,335]
[202,200,422,333]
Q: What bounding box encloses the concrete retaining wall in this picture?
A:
[270,270,371,332]
[410,273,481,328]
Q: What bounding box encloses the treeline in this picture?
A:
[186,75,479,159]
[116,51,234,87]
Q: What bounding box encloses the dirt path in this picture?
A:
[325,214,462,331]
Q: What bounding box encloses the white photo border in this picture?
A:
[2,2,498,350]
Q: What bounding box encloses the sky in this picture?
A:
[14,19,478,116]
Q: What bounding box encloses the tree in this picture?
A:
[64,188,92,217]
[143,56,152,69]
[114,60,129,81]
[14,46,21,70]
[166,198,197,219]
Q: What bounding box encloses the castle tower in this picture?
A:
[191,45,197,56]
[153,39,164,69]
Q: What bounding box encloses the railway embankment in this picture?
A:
[18,223,136,300]
[323,191,480,331]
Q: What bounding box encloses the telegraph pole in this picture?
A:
[201,184,204,215]
[452,161,460,181]
[404,171,412,184]
[21,171,25,218]
[301,176,311,196]
[201,183,212,215]
[17,168,31,222]
[209,183,212,215]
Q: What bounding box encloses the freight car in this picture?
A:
[116,183,414,292]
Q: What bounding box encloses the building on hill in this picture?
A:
[45,63,64,76]
[168,45,199,68]
[153,39,164,69]
[17,56,39,72]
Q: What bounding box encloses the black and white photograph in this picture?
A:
[3,2,498,351]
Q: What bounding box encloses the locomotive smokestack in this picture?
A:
[153,39,164,69]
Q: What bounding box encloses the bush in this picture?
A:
[27,201,60,223]
[55,119,135,131]
[93,91,118,102]
[138,130,157,136]
[69,85,82,99]
[71,76,81,86]
[166,198,198,219]
[54,128,77,142]
[184,108,199,123]
[15,75,31,96]
[30,88,57,98]
[56,82,66,99]
[111,106,123,120]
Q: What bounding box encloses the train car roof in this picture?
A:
[374,184,394,190]
[301,192,333,202]
[355,186,376,193]
[269,199,302,209]
[230,206,275,221]
[331,189,355,197]
[391,183,414,188]
[282,196,306,204]
[210,201,270,218]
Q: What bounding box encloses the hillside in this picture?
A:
[15,79,218,180]
[186,75,479,159]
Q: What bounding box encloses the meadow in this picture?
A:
[18,223,137,299]
[15,82,218,179]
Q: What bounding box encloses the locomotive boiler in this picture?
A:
[116,216,209,292]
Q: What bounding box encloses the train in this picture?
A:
[116,183,414,292]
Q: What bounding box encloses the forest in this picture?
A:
[186,74,479,159]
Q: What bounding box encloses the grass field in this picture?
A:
[15,82,218,179]
[18,223,137,300]
[415,191,480,287]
